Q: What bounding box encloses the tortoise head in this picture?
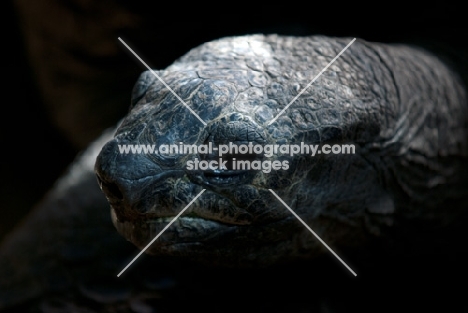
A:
[93,68,310,266]
[94,35,404,266]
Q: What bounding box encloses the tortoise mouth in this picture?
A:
[111,208,239,248]
[110,206,310,266]
[108,185,257,226]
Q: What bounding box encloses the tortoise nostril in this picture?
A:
[106,182,124,201]
[97,175,124,201]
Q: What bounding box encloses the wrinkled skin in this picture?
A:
[1,34,467,312]
[95,35,467,266]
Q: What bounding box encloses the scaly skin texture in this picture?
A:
[95,35,468,266]
[1,35,467,312]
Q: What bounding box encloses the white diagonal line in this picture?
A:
[267,38,356,126]
[118,37,207,126]
[268,189,357,276]
[117,189,206,277]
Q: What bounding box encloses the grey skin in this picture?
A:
[96,34,467,266]
[0,34,467,312]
